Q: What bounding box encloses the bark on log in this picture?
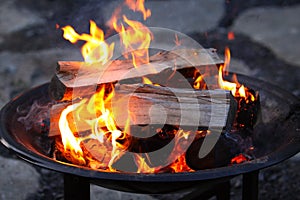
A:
[49,48,223,101]
[49,84,236,137]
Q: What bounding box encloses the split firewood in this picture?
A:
[49,84,236,137]
[49,48,223,101]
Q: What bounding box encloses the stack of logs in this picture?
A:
[49,48,237,133]
[48,48,260,171]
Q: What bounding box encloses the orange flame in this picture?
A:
[119,16,152,67]
[61,20,115,64]
[58,85,129,169]
[218,47,255,102]
[111,15,152,68]
[193,73,207,90]
[169,154,194,173]
[124,0,151,20]
[59,101,86,165]
[108,0,152,68]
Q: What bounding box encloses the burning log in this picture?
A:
[49,84,236,137]
[49,48,223,101]
[113,84,237,128]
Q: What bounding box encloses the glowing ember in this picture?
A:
[231,154,249,164]
[227,31,235,41]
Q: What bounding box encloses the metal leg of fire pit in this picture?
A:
[242,170,259,200]
[64,174,90,200]
[216,181,231,200]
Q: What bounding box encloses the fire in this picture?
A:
[169,154,194,173]
[134,154,155,173]
[61,20,114,64]
[109,0,152,68]
[117,16,152,67]
[193,73,207,90]
[142,77,152,84]
[59,101,85,165]
[58,85,129,170]
[56,0,257,173]
[124,0,151,20]
[218,47,255,102]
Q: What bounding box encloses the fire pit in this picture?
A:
[0,73,299,200]
[0,1,299,199]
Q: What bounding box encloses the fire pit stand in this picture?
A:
[0,74,299,200]
[63,171,259,200]
[64,174,90,200]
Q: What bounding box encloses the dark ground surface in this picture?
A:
[0,0,299,199]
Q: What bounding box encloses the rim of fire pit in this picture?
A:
[0,74,299,182]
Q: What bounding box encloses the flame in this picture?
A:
[58,95,197,172]
[111,16,152,68]
[142,77,152,84]
[169,154,194,173]
[231,154,249,164]
[58,84,129,170]
[61,20,115,64]
[142,77,160,86]
[124,0,151,20]
[59,101,86,165]
[218,47,255,102]
[193,73,207,90]
[134,154,155,173]
[108,0,152,68]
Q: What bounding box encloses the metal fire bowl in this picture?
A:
[0,74,299,194]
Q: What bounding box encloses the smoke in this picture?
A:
[17,100,53,133]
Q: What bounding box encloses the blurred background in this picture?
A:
[0,0,299,199]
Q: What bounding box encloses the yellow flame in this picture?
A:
[134,154,155,173]
[59,101,85,158]
[218,47,255,102]
[113,15,152,68]
[124,0,151,20]
[62,20,115,64]
[142,77,153,84]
